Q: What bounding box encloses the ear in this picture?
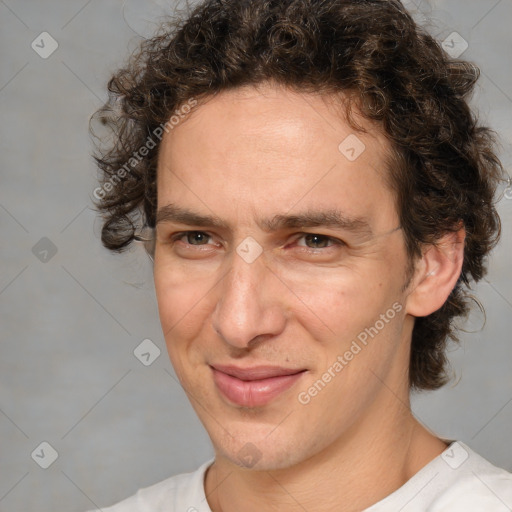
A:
[405,226,466,317]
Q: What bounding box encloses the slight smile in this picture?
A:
[211,364,308,407]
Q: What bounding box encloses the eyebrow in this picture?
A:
[155,203,373,236]
[156,204,230,230]
[260,211,372,235]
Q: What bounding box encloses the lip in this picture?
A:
[211,364,306,407]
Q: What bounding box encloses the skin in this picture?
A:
[153,82,465,512]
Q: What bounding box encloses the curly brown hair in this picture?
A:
[91,0,503,391]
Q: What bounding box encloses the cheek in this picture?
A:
[154,264,217,371]
[154,260,213,324]
[289,267,394,340]
[291,269,407,401]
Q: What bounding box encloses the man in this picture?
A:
[89,0,512,510]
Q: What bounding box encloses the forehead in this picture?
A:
[156,83,397,231]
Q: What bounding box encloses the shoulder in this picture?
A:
[428,442,512,511]
[86,459,214,512]
[365,441,512,512]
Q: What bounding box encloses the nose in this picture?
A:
[211,249,286,350]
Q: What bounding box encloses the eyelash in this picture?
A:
[169,231,345,252]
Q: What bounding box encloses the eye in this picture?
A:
[174,231,213,245]
[294,233,342,250]
[162,230,221,260]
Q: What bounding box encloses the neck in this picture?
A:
[204,389,447,512]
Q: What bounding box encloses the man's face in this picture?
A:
[154,83,414,470]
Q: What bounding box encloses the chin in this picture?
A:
[221,442,301,471]
[208,420,315,471]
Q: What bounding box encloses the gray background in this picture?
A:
[1,1,511,511]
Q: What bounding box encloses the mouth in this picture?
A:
[210,364,307,407]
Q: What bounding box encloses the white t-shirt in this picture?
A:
[87,441,512,511]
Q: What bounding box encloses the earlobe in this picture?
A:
[405,227,466,317]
